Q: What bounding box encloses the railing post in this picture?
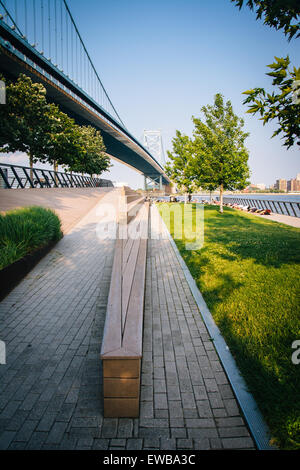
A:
[277,202,284,215]
[283,202,290,216]
[32,168,43,188]
[289,203,297,217]
[41,170,51,188]
[64,172,74,187]
[59,172,69,187]
[49,171,59,187]
[22,167,35,188]
[73,174,82,187]
[11,166,24,188]
[0,167,10,188]
[55,171,64,187]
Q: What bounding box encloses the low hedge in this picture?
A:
[0,206,62,270]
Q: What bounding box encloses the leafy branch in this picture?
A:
[231,0,300,41]
[243,56,300,148]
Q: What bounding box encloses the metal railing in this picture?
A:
[222,196,300,218]
[0,163,113,189]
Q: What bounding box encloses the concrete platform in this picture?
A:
[0,187,114,234]
[254,212,300,228]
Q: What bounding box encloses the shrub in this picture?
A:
[0,206,62,269]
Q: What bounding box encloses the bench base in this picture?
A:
[102,358,141,418]
[103,398,140,418]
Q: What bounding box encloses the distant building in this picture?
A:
[247,184,260,192]
[255,183,266,190]
[287,178,300,192]
[275,179,287,192]
[114,182,129,187]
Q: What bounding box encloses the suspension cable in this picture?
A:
[62,0,125,127]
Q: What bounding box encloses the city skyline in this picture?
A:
[251,172,300,189]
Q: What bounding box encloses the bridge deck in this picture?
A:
[0,195,256,450]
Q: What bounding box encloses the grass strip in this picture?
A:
[158,202,300,450]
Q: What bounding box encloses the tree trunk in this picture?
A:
[54,161,58,186]
[184,192,188,204]
[209,190,212,203]
[219,183,224,213]
[29,153,33,183]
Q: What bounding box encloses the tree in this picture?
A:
[0,74,52,173]
[69,125,110,177]
[165,131,196,201]
[231,0,300,41]
[192,94,250,213]
[242,56,300,148]
[34,103,84,171]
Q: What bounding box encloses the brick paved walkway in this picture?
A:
[0,199,255,450]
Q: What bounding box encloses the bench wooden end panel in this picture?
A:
[103,398,140,418]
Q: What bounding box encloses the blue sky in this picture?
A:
[2,0,299,188]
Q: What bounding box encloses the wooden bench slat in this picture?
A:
[123,237,134,271]
[122,238,147,357]
[100,238,123,356]
[122,238,140,333]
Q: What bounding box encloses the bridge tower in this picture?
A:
[143,130,165,166]
[143,130,165,191]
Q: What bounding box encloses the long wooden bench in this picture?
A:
[100,198,149,418]
[118,186,145,225]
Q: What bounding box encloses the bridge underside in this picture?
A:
[0,31,170,185]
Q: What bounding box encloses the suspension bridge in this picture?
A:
[0,0,170,188]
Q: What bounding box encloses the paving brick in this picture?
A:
[117,419,134,438]
[0,431,17,450]
[160,438,176,450]
[140,402,154,419]
[126,438,143,450]
[143,437,160,448]
[26,431,48,450]
[221,437,255,449]
[185,418,215,428]
[154,393,168,410]
[176,438,194,449]
[0,400,21,419]
[194,438,210,450]
[36,413,57,432]
[218,426,250,438]
[14,419,38,442]
[101,419,118,438]
[76,437,94,449]
[171,428,187,438]
[168,401,184,419]
[92,438,109,450]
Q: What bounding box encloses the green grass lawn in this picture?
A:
[0,206,62,270]
[158,202,300,450]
